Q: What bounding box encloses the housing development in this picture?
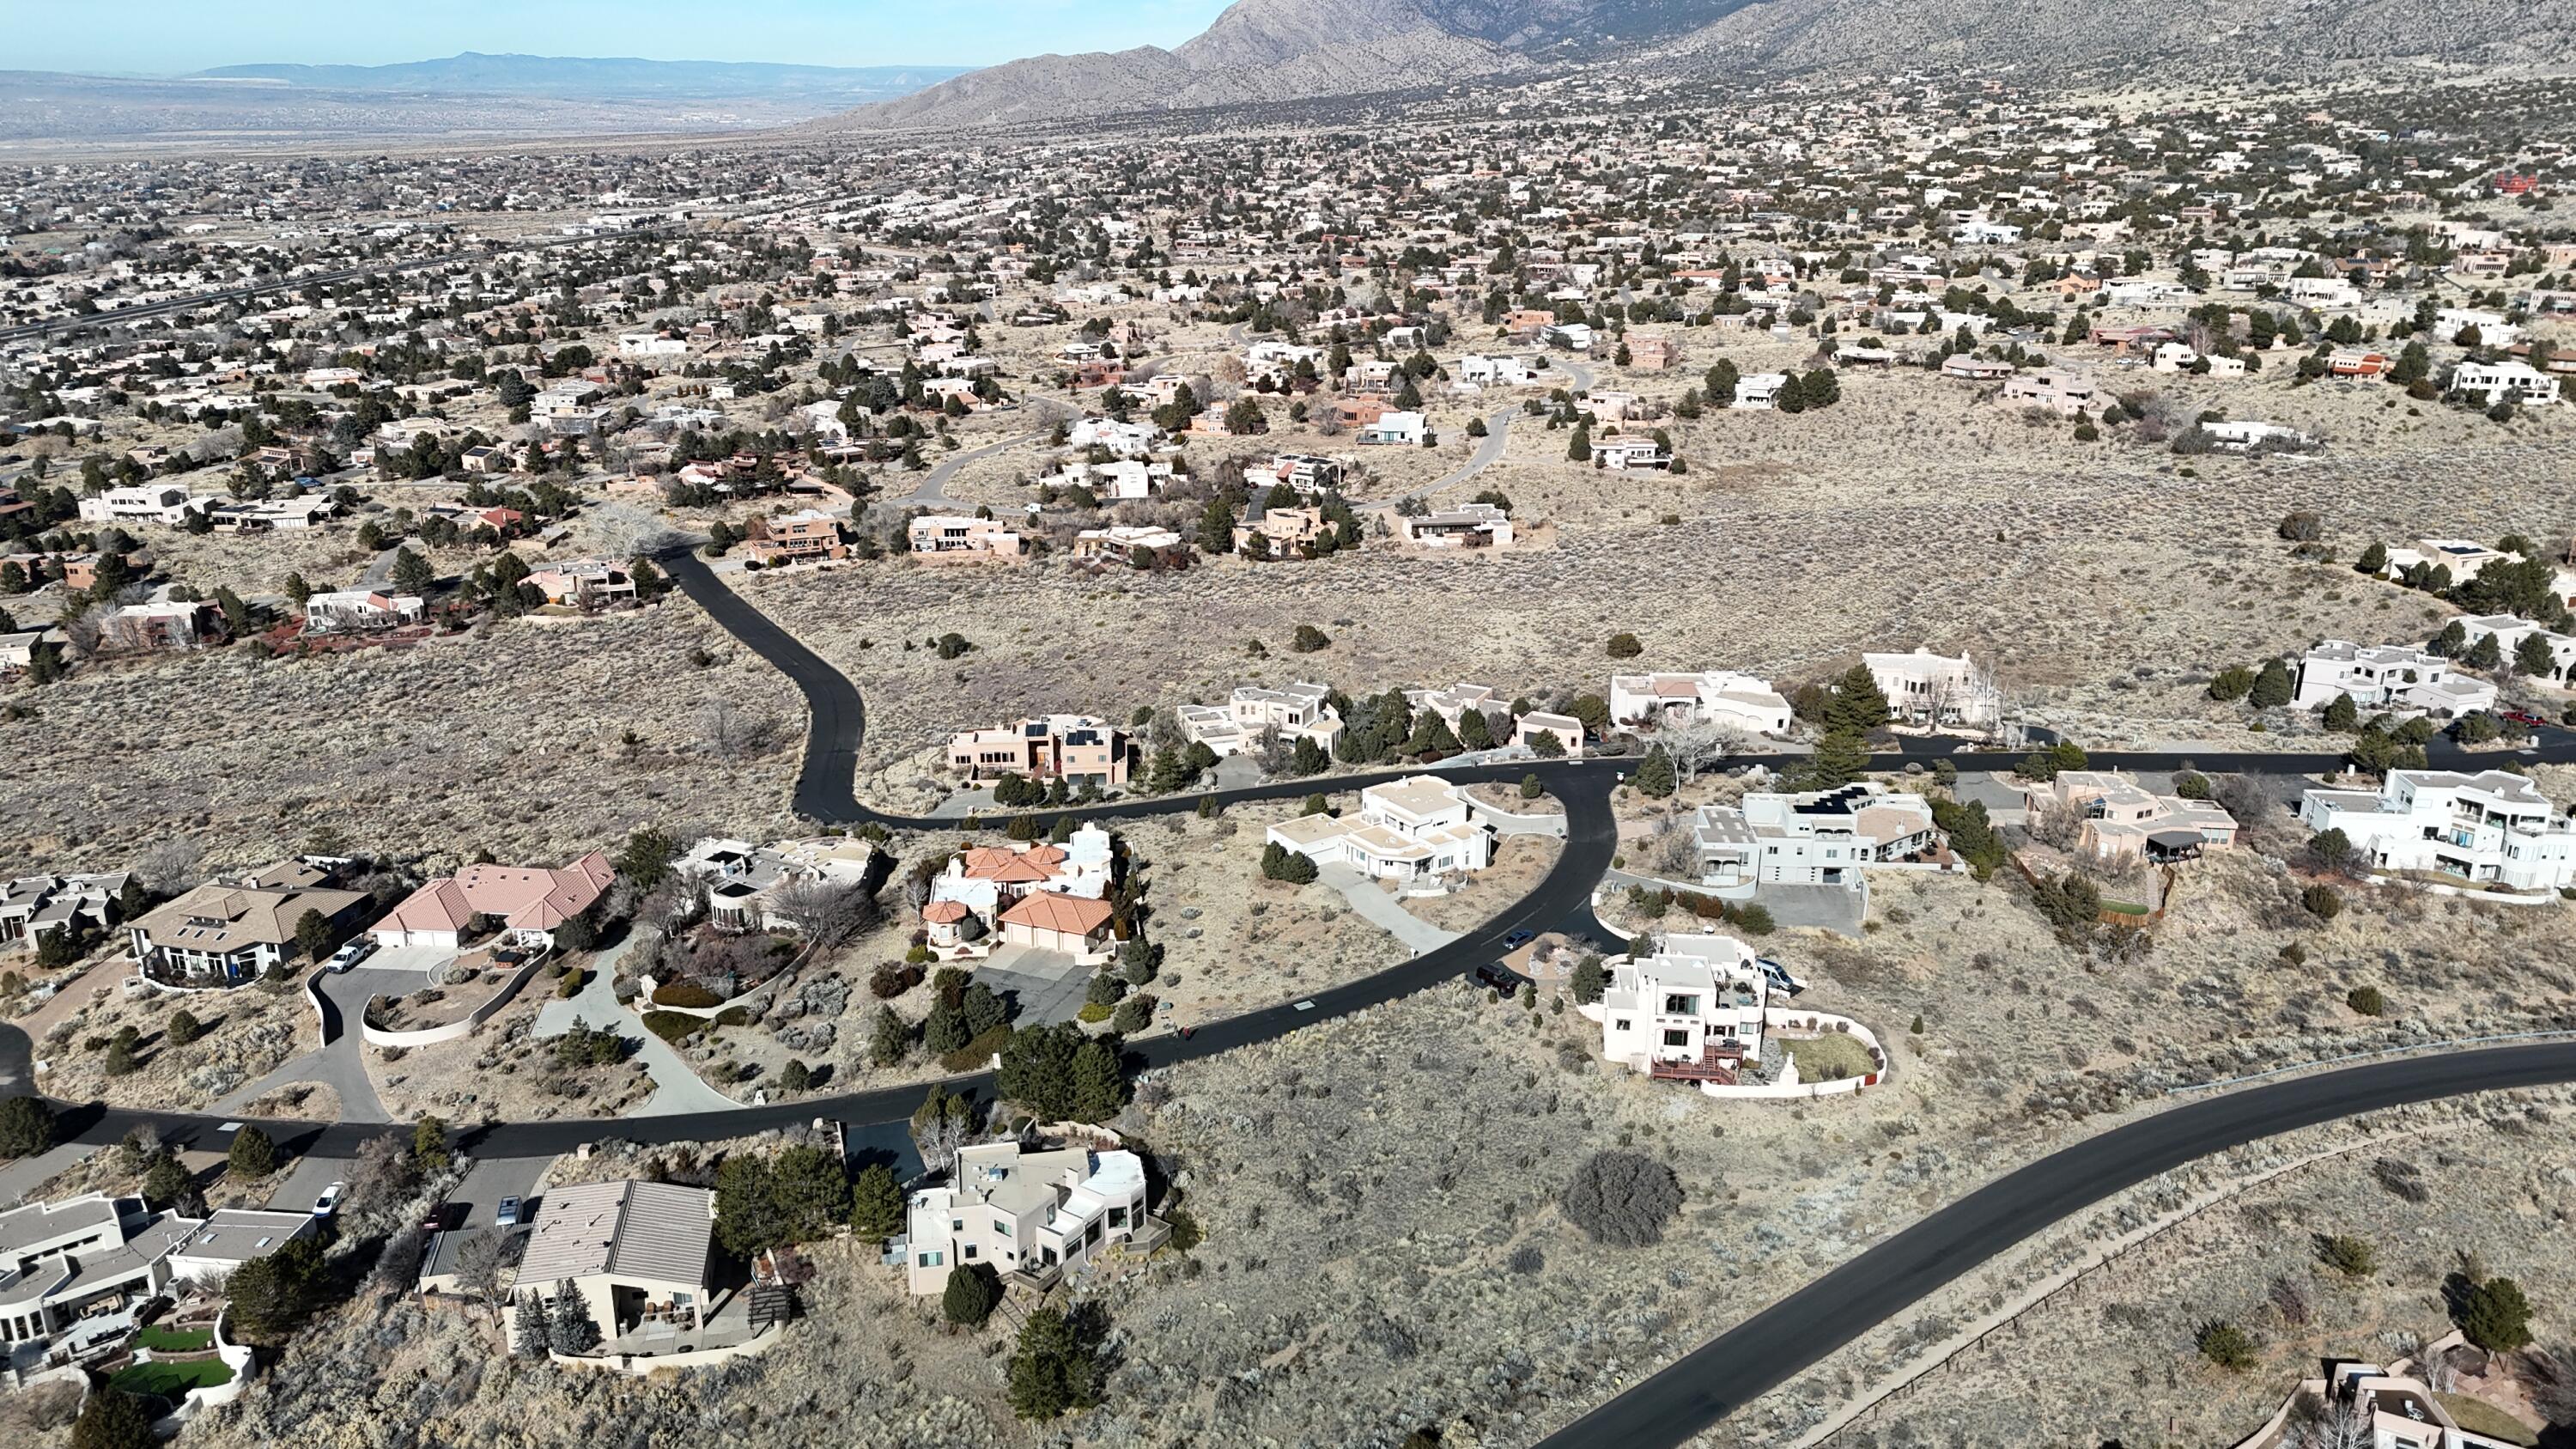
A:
[5,3,2576,1448]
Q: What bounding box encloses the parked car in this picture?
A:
[313,1181,344,1217]
[327,939,374,972]
[495,1196,521,1228]
[2501,709,2550,729]
[1757,957,1808,996]
[1473,962,1520,993]
[422,1202,457,1234]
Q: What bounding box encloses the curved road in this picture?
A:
[18,548,2576,1447]
[1536,1038,2576,1449]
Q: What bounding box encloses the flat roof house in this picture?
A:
[1179,682,1342,758]
[126,861,368,984]
[2293,640,2496,717]
[1265,776,1494,880]
[368,852,616,952]
[303,589,425,633]
[908,514,1029,561]
[905,1142,1151,1296]
[2300,769,2576,893]
[1863,647,2002,732]
[1400,502,1516,550]
[945,715,1129,788]
[1691,783,1941,891]
[2028,770,2239,863]
[1598,934,1766,1087]
[1608,670,1793,736]
[0,1196,194,1362]
[507,1179,716,1358]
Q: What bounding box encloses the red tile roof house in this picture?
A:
[997,892,1116,963]
[368,852,616,951]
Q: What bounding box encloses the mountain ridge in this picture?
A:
[829,0,2576,132]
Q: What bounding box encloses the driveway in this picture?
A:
[532,936,741,1117]
[1317,865,1461,955]
[975,946,1091,1026]
[210,965,404,1124]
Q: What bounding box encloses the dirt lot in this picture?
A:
[367,969,657,1126]
[1398,831,1563,935]
[33,976,307,1111]
[0,597,803,877]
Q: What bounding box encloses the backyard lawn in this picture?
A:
[133,1324,213,1351]
[1783,1031,1879,1082]
[111,1356,234,1399]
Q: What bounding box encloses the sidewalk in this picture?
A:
[1317,866,1460,955]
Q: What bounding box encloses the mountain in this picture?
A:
[191,52,969,105]
[829,0,2576,132]
[1652,0,2576,74]
[835,0,1748,131]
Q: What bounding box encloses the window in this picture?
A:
[916,1251,944,1268]
[1614,1018,1631,1032]
[1662,1029,1689,1048]
[993,1219,1011,1238]
[1108,1206,1127,1229]
[1662,994,1698,1015]
[951,1218,963,1232]
[963,1244,978,1260]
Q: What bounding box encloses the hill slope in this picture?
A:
[193,52,968,104]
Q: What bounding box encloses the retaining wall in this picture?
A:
[361,952,549,1049]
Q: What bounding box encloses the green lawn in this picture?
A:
[111,1357,234,1398]
[2435,1394,2537,1447]
[1783,1032,1879,1082]
[132,1324,212,1351]
[2100,898,2150,916]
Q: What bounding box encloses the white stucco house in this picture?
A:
[1596,933,1769,1087]
[2292,641,2498,716]
[1608,670,1793,736]
[1690,783,1942,890]
[1263,776,1494,880]
[2299,769,2576,893]
[903,1141,1152,1296]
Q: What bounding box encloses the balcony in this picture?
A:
[1649,1043,1744,1086]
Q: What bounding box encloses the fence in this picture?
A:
[360,951,550,1048]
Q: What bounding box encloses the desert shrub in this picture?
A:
[1559,1150,1682,1247]
[2346,984,2385,1016]
[2301,884,2345,920]
[2317,1233,2377,1277]
[167,1008,204,1045]
[944,1263,1001,1326]
[1290,624,1330,653]
[1077,1002,1113,1024]
[939,1024,1012,1074]
[226,1125,277,1178]
[640,1011,699,1043]
[2196,1318,2260,1371]
[651,980,726,1008]
[2372,1157,2429,1202]
[555,967,587,997]
[1606,631,1643,658]
[871,961,927,998]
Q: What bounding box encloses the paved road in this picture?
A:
[892,397,1074,507]
[1533,1038,2576,1449]
[1364,358,1594,509]
[210,967,392,1124]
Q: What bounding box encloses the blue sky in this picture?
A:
[15,0,1237,76]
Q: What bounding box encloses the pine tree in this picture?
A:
[1807,729,1872,788]
[513,1292,552,1357]
[1071,1040,1128,1122]
[1632,746,1677,798]
[850,1164,904,1244]
[550,1279,601,1353]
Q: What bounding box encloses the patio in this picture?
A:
[593,1285,762,1360]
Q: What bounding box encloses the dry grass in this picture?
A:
[0,600,802,877]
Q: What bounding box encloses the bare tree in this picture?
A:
[910,1087,975,1177]
[768,875,881,951]
[134,838,205,896]
[453,1225,519,1318]
[1649,817,1699,880]
[2030,795,2091,851]
[699,699,781,760]
[1661,721,1740,783]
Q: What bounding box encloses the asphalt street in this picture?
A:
[1531,1038,2576,1449]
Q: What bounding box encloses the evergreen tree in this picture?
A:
[2321,692,2360,731]
[1566,419,1591,462]
[1807,729,1872,788]
[70,1387,156,1449]
[850,1164,904,1244]
[549,1279,601,1353]
[227,1124,277,1178]
[944,1263,1000,1325]
[513,1292,553,1357]
[1632,746,1677,798]
[2248,658,2294,708]
[1007,1306,1104,1421]
[1825,663,1892,734]
[1070,1039,1128,1123]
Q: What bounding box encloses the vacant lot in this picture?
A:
[0,599,801,876]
